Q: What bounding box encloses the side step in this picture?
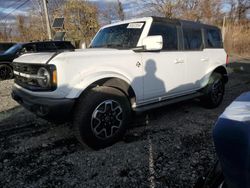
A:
[134,92,203,113]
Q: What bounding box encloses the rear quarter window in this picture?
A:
[206,28,223,48]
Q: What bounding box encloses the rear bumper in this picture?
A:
[12,87,75,121]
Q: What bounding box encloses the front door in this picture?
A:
[141,21,187,103]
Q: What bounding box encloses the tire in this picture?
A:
[204,161,225,188]
[194,161,225,188]
[73,86,131,149]
[200,73,225,109]
[0,64,14,80]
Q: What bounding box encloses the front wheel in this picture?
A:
[0,64,13,80]
[73,86,131,149]
[200,73,225,109]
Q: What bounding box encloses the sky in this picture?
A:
[0,0,140,34]
[0,0,249,25]
[0,0,140,24]
[0,1,26,22]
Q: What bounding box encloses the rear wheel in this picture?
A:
[200,73,225,109]
[73,86,131,149]
[0,64,13,80]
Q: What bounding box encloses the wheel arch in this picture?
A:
[211,66,228,83]
[77,77,136,107]
[0,62,14,80]
[0,62,13,67]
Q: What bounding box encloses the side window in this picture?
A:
[24,44,36,52]
[36,43,56,51]
[183,28,203,50]
[54,42,66,49]
[35,43,45,51]
[149,22,178,51]
[206,29,222,48]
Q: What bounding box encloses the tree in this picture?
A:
[0,22,12,41]
[116,0,125,21]
[16,15,29,41]
[100,3,116,25]
[141,0,180,18]
[224,0,250,21]
[100,0,125,25]
[236,0,250,20]
[62,0,99,44]
[139,0,225,24]
[178,0,201,20]
[27,9,48,41]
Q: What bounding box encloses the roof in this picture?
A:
[152,16,220,30]
[101,16,220,30]
[101,17,153,29]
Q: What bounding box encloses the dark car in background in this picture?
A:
[0,41,75,80]
[0,42,16,54]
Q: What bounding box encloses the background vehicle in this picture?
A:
[195,91,250,188]
[0,42,16,54]
[12,17,228,149]
[0,41,75,80]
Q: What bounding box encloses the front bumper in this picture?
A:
[12,87,75,121]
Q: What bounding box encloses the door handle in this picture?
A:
[201,58,209,62]
[174,59,184,64]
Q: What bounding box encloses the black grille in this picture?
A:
[12,62,57,91]
[13,63,39,75]
[13,63,45,91]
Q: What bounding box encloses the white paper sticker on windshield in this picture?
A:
[127,22,144,29]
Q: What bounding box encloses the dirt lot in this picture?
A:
[0,62,250,188]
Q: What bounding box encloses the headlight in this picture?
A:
[37,67,51,88]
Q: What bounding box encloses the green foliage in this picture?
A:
[62,0,99,44]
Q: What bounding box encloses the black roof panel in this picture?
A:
[151,16,220,30]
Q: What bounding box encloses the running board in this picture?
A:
[134,92,203,113]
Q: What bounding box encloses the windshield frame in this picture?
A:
[89,21,147,50]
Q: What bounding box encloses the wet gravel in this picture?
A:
[0,62,250,188]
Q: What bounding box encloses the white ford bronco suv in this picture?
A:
[12,17,228,149]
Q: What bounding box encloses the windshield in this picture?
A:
[90,22,145,49]
[4,44,22,55]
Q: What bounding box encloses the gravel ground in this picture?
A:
[0,62,250,188]
[0,79,18,113]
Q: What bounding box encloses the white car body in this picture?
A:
[13,16,227,111]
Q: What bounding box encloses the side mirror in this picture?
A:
[142,35,163,51]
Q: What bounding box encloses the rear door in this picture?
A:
[182,26,208,90]
[203,27,226,73]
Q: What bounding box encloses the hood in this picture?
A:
[60,48,125,58]
[13,48,130,65]
[13,52,57,64]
